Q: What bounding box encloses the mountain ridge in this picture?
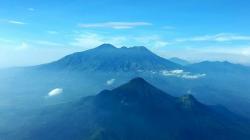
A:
[17,77,250,140]
[38,44,181,72]
[169,57,190,66]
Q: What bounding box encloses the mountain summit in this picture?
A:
[41,44,181,71]
[95,43,116,49]
[96,77,176,108]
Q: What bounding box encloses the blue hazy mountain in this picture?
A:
[183,60,250,117]
[0,44,181,109]
[169,57,190,66]
[187,61,250,73]
[39,44,181,71]
[9,78,250,140]
[0,44,250,119]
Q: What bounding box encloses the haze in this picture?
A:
[1,0,250,68]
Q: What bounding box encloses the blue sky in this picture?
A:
[0,0,250,67]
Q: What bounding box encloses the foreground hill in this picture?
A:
[9,78,250,140]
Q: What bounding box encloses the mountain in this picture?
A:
[0,44,182,109]
[10,78,250,140]
[38,44,181,71]
[169,57,190,66]
[187,61,250,73]
[183,60,250,117]
[1,44,250,120]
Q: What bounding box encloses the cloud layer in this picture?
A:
[1,20,27,25]
[79,22,152,29]
[176,33,250,42]
[71,32,169,50]
[161,69,206,79]
[106,78,116,85]
[48,88,63,97]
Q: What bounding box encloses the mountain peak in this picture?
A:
[132,46,148,49]
[113,77,155,93]
[129,77,148,85]
[97,77,175,106]
[96,43,116,49]
[130,46,151,52]
[115,77,162,95]
[43,44,181,71]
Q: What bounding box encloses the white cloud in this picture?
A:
[79,22,152,29]
[134,35,170,48]
[28,8,35,11]
[70,32,170,50]
[161,69,206,79]
[8,40,62,52]
[182,73,206,79]
[33,40,63,47]
[0,19,26,25]
[106,78,116,85]
[7,20,26,25]
[0,38,12,43]
[15,42,29,51]
[48,88,63,97]
[170,69,184,74]
[70,33,127,49]
[0,39,77,68]
[1,39,63,51]
[176,33,250,42]
[194,46,250,56]
[157,44,250,65]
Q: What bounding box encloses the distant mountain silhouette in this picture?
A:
[169,57,190,66]
[20,78,250,140]
[187,61,250,73]
[39,44,181,71]
[184,60,250,117]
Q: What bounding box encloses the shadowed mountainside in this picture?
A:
[9,78,250,140]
